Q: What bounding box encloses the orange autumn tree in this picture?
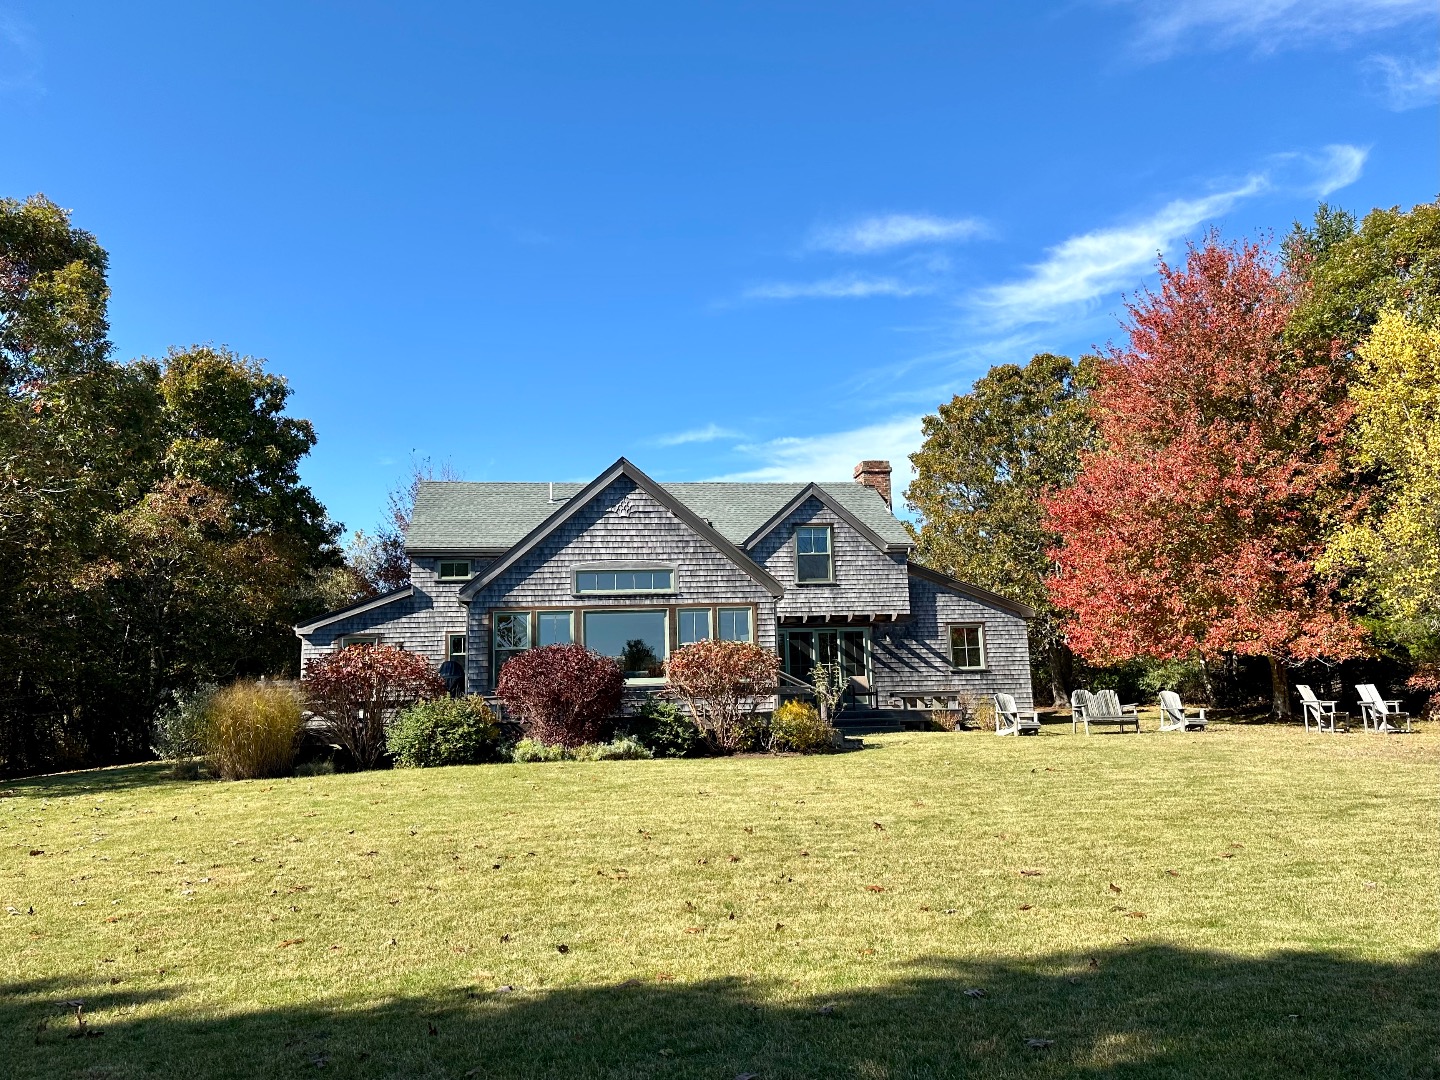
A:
[1043,235,1364,716]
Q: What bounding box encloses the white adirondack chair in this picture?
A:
[992,693,1040,736]
[1356,683,1411,733]
[1157,690,1207,731]
[1085,689,1140,733]
[1296,684,1339,733]
[1070,688,1095,734]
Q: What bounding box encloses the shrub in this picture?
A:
[303,644,447,769]
[294,760,337,777]
[767,699,837,753]
[665,640,780,753]
[387,695,502,768]
[510,737,570,763]
[203,681,303,780]
[496,644,623,748]
[151,683,217,761]
[629,697,701,758]
[572,735,654,761]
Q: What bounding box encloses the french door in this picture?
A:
[781,628,870,684]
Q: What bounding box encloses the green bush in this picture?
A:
[629,698,700,757]
[152,683,217,762]
[203,681,303,780]
[387,695,503,768]
[767,700,837,753]
[572,735,654,761]
[510,737,569,763]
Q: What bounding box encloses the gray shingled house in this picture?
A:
[294,457,1035,717]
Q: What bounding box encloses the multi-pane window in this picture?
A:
[717,607,752,642]
[493,612,531,674]
[537,611,573,645]
[448,633,466,662]
[949,625,985,669]
[678,608,711,645]
[795,526,833,583]
[574,568,675,594]
[438,560,472,580]
[340,634,382,648]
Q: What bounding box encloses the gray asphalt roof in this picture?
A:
[408,480,913,553]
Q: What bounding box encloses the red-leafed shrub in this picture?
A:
[495,644,624,748]
[303,644,447,769]
[665,640,780,753]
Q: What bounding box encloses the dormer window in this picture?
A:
[795,525,833,583]
[438,560,472,581]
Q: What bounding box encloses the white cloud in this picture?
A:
[809,214,986,254]
[1120,0,1436,58]
[654,423,742,447]
[970,144,1366,329]
[743,276,932,301]
[0,12,42,95]
[718,415,925,498]
[1366,53,1440,109]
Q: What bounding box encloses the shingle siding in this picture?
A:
[750,496,911,618]
[870,572,1033,710]
[467,476,777,690]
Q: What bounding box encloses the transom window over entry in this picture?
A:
[574,568,674,594]
[795,525,833,583]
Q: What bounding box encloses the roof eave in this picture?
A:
[293,585,416,636]
[905,563,1037,620]
[742,482,908,555]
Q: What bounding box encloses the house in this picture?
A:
[294,457,1035,714]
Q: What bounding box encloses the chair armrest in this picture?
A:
[1383,700,1403,708]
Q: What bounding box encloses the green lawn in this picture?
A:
[3,720,1437,1079]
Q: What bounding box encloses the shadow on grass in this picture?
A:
[0,761,184,798]
[5,945,1437,1079]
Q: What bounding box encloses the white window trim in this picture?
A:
[572,565,677,596]
[795,524,835,585]
[716,606,755,643]
[536,609,575,646]
[948,623,987,670]
[678,607,712,645]
[339,633,382,648]
[437,560,472,581]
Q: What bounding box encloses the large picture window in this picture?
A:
[575,568,675,595]
[949,624,985,669]
[795,526,833,583]
[493,611,531,675]
[582,609,668,679]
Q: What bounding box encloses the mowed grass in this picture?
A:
[3,721,1438,1079]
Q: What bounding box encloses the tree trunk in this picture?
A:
[1268,656,1292,719]
[1044,642,1074,707]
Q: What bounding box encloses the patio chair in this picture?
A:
[992,693,1040,736]
[1070,688,1095,734]
[1296,684,1339,733]
[1083,689,1140,734]
[1356,683,1412,733]
[1157,690,1207,731]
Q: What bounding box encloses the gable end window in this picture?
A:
[438,560,472,581]
[574,568,675,595]
[795,525,833,583]
[949,624,985,670]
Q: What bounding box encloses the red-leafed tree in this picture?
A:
[495,644,624,747]
[303,644,446,768]
[1042,235,1364,716]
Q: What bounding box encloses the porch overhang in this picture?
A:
[777,613,912,625]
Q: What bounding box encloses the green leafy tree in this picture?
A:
[907,353,1098,705]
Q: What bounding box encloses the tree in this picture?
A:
[1043,236,1364,717]
[347,455,463,594]
[495,644,624,747]
[907,352,1098,704]
[665,640,780,752]
[303,644,447,768]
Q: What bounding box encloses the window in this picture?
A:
[537,610,573,645]
[493,611,531,675]
[340,634,381,648]
[678,608,711,645]
[574,568,675,595]
[438,560,472,581]
[717,607,752,642]
[582,609,668,679]
[795,526,833,583]
[949,625,985,669]
[781,628,869,684]
[447,633,466,661]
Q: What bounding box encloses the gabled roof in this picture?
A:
[407,477,912,555]
[906,563,1037,620]
[293,585,415,635]
[741,481,909,554]
[458,458,785,599]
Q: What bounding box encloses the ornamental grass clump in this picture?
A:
[496,644,623,748]
[303,644,447,769]
[202,680,303,780]
[767,699,837,753]
[665,640,780,753]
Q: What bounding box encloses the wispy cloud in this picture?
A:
[743,275,933,301]
[808,214,987,254]
[970,145,1366,329]
[1365,53,1440,109]
[1118,0,1436,58]
[654,423,742,447]
[719,415,926,497]
[0,12,42,95]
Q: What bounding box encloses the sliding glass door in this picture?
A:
[781,628,870,684]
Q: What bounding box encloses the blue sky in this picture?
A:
[2,2,1436,536]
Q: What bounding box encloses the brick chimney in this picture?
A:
[853,460,892,509]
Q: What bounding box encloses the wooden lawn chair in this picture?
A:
[1085,689,1140,733]
[992,693,1040,736]
[1070,688,1095,734]
[1296,684,1339,733]
[1157,690,1207,731]
[1356,683,1412,733]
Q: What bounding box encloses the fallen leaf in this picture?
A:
[555,943,570,953]
[495,985,515,993]
[1108,883,1122,894]
[816,1002,836,1016]
[427,1022,437,1037]
[774,923,784,931]
[1363,881,1377,890]
[29,849,43,856]
[683,927,704,934]
[964,988,987,999]
[655,972,674,982]
[1018,904,1033,911]
[278,938,304,947]
[1087,956,1099,969]
[859,948,876,956]
[735,1073,759,1080]
[499,933,511,943]
[1165,869,1180,877]
[1124,911,1147,919]
[873,822,886,831]
[865,885,885,893]
[1025,1038,1054,1049]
